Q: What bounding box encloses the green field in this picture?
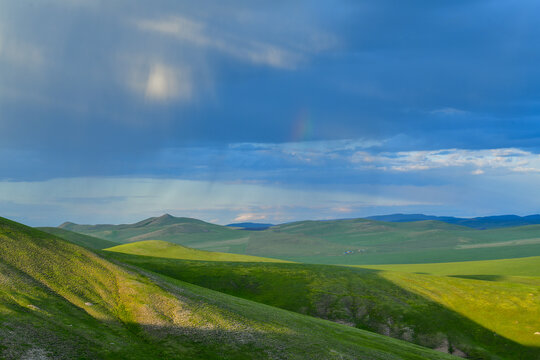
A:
[358,256,540,277]
[62,215,540,265]
[104,241,540,360]
[42,214,540,359]
[105,240,291,263]
[0,216,457,360]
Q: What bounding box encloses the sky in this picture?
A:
[2,0,540,226]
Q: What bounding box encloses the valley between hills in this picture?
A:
[0,214,538,359]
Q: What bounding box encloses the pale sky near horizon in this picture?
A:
[2,1,540,226]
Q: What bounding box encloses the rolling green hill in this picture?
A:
[256,220,540,264]
[37,227,118,250]
[105,240,291,263]
[60,215,540,265]
[0,216,455,360]
[360,256,540,277]
[104,241,540,359]
[59,214,246,248]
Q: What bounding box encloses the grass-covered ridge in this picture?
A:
[59,214,245,247]
[105,248,540,359]
[0,216,455,360]
[63,215,540,264]
[37,226,119,250]
[105,240,291,263]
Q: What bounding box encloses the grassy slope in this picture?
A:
[64,216,540,264]
[0,217,454,360]
[105,249,540,360]
[37,227,118,250]
[260,220,540,264]
[357,257,540,347]
[378,271,540,347]
[360,256,540,277]
[105,240,291,263]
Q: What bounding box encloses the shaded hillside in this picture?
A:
[0,216,454,360]
[105,248,540,360]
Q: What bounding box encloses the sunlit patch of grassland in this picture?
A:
[378,270,540,347]
[105,240,291,263]
[0,217,455,359]
[106,249,540,359]
[358,256,540,277]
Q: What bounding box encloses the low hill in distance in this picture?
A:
[367,213,540,229]
[59,214,246,249]
[59,215,540,265]
[0,216,455,360]
[105,240,291,263]
[105,240,540,359]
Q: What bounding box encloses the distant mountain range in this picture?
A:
[366,213,540,229]
[226,214,540,230]
[226,222,274,230]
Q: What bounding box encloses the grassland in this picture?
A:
[0,216,456,360]
[105,242,540,360]
[360,256,540,277]
[63,215,540,265]
[105,240,291,263]
[38,226,118,250]
[356,257,540,348]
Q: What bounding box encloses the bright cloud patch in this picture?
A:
[135,16,313,69]
[351,148,540,174]
[145,64,192,101]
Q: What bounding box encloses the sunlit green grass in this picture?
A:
[358,256,540,277]
[376,271,540,348]
[105,243,540,359]
[0,217,456,360]
[105,240,291,263]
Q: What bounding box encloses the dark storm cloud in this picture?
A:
[2,0,540,162]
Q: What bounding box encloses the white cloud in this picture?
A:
[134,16,302,69]
[231,139,382,164]
[233,213,267,222]
[331,206,354,213]
[352,147,540,174]
[430,107,469,116]
[471,169,485,175]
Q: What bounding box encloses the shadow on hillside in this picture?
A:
[102,251,540,360]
